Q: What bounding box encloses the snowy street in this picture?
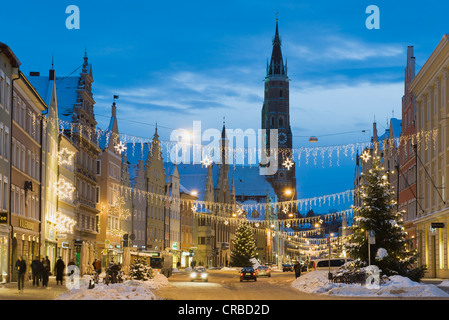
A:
[2,268,449,300]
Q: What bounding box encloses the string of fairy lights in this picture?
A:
[47,117,438,168]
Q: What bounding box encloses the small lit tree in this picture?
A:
[230,223,257,267]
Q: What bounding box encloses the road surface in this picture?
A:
[154,269,367,300]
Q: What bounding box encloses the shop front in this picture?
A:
[10,216,40,282]
[0,222,9,283]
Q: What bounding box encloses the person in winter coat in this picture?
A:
[293,261,301,279]
[31,256,43,286]
[15,256,27,292]
[93,259,101,274]
[41,257,50,287]
[55,257,66,285]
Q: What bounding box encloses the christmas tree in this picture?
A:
[230,223,257,267]
[129,257,154,281]
[347,156,425,281]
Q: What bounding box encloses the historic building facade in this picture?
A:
[96,100,127,266]
[10,71,47,281]
[0,42,19,283]
[410,34,449,278]
[398,46,418,253]
[145,129,166,252]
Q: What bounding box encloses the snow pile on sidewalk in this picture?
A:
[56,274,171,300]
[292,271,449,297]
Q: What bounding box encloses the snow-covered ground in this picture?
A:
[292,270,449,298]
[56,274,171,300]
[55,268,449,300]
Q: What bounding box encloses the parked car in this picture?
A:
[256,265,271,277]
[240,267,257,282]
[190,267,208,282]
[282,264,294,272]
[307,258,354,272]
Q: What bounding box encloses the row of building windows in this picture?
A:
[147,227,163,242]
[148,206,164,220]
[11,138,40,181]
[78,148,96,175]
[0,71,11,112]
[78,213,97,232]
[0,174,9,211]
[0,123,10,162]
[11,184,39,220]
[77,179,97,205]
[13,92,41,143]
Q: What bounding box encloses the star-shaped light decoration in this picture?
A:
[191,204,197,212]
[360,150,371,163]
[115,141,127,154]
[58,148,75,166]
[282,157,294,170]
[282,207,288,214]
[201,156,212,168]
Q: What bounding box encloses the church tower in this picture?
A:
[261,18,296,207]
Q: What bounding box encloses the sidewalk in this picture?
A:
[0,276,69,300]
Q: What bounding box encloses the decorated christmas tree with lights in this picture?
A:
[231,223,257,267]
[347,156,425,281]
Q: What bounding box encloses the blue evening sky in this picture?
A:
[1,0,448,207]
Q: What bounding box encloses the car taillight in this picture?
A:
[252,273,255,275]
[240,273,243,276]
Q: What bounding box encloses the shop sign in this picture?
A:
[431,222,445,229]
[0,212,7,224]
[19,219,34,231]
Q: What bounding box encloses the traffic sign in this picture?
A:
[368,230,375,245]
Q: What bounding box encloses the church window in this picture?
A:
[279,117,284,127]
[271,117,275,127]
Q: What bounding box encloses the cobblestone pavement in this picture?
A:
[0,276,69,300]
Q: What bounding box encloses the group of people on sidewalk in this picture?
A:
[14,256,76,292]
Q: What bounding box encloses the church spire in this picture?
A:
[268,17,286,76]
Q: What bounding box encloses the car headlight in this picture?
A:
[190,273,196,278]
[201,273,207,279]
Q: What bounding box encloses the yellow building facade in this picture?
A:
[410,34,449,278]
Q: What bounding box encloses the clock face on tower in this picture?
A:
[278,132,287,145]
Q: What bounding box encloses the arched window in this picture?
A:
[279,117,284,127]
[280,89,283,98]
[271,117,275,127]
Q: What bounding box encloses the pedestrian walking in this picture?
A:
[93,259,101,274]
[41,257,50,287]
[15,256,26,292]
[31,256,43,286]
[293,261,301,279]
[55,256,65,285]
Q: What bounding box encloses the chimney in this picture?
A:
[29,71,40,76]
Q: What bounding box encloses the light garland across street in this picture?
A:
[50,118,439,168]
